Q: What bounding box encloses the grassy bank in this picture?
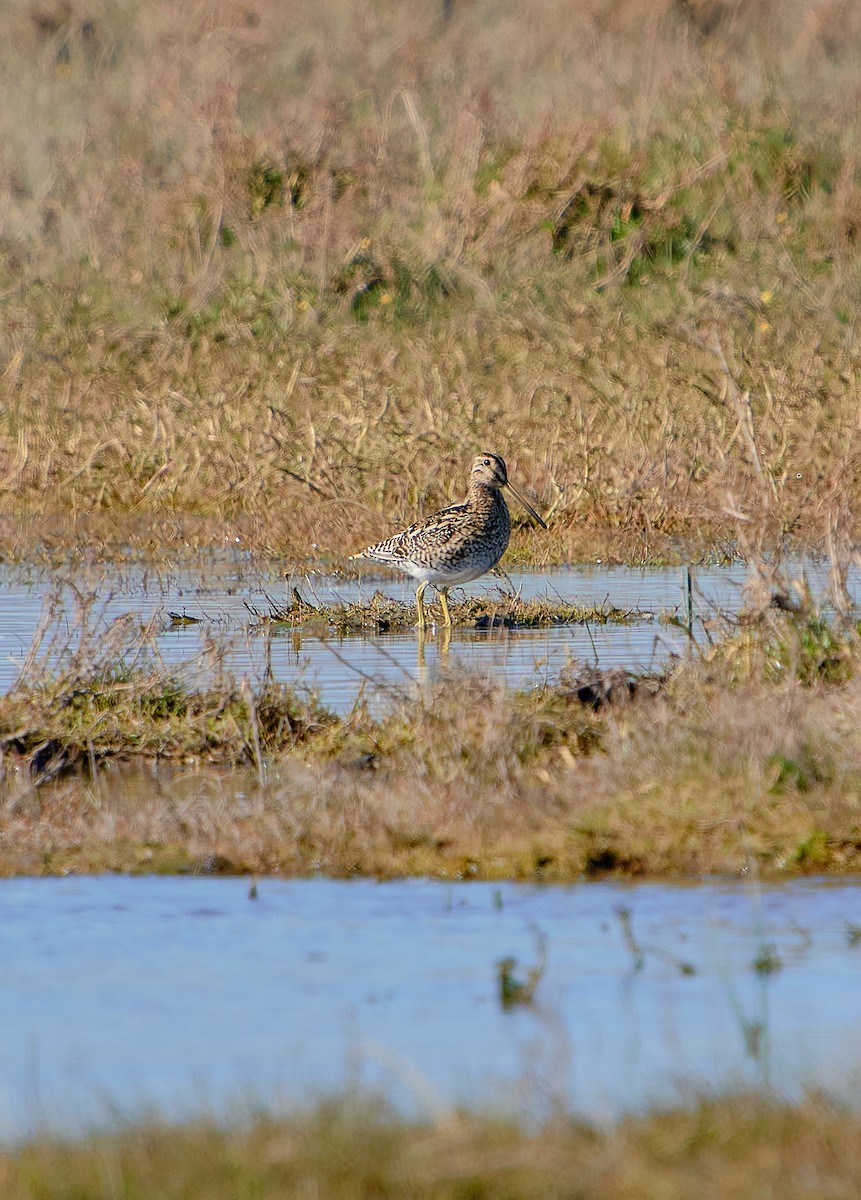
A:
[3,1,861,561]
[2,582,860,879]
[6,1093,861,1199]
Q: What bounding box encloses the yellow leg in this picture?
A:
[415,580,428,630]
[439,587,452,628]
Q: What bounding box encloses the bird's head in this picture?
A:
[471,452,547,528]
[470,452,509,489]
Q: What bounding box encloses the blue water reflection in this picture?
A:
[0,875,859,1138]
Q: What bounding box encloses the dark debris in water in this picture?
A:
[497,927,547,1009]
[168,611,204,627]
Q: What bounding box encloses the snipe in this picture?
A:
[350,452,547,629]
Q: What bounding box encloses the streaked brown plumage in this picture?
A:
[350,452,547,629]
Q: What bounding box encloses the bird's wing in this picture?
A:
[360,502,472,560]
[400,502,471,544]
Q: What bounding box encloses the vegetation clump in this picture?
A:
[0,592,332,781]
[0,670,327,777]
[252,590,646,633]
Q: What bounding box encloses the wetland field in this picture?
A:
[4,0,861,1191]
[2,554,861,882]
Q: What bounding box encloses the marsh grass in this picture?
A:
[3,1,861,561]
[6,1092,861,1199]
[0,584,332,783]
[252,588,647,633]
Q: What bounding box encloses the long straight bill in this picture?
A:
[504,482,548,529]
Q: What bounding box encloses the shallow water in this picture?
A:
[0,555,826,713]
[0,875,859,1139]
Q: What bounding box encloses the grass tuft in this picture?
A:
[252,590,647,633]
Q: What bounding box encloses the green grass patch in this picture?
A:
[252,590,648,633]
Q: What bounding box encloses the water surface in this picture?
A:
[1,875,859,1139]
[0,557,762,712]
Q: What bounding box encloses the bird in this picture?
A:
[350,452,547,630]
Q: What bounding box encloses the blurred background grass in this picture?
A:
[2,0,861,560]
[7,1092,861,1199]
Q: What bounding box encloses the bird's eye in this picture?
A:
[482,458,491,466]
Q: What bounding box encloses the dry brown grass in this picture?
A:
[3,1,861,561]
[7,1092,861,1199]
